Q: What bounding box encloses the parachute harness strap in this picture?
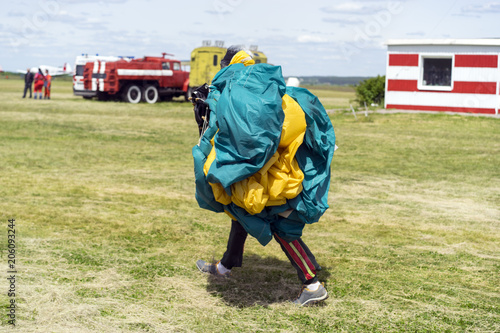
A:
[198,116,209,146]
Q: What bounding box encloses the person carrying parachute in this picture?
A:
[192,45,336,306]
[33,68,45,100]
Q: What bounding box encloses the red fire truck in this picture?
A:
[80,53,189,103]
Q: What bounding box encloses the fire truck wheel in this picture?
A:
[144,85,159,104]
[184,87,193,102]
[124,85,142,103]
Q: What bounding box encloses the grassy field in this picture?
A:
[303,85,356,110]
[0,77,499,332]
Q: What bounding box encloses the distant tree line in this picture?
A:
[288,76,372,86]
[285,75,386,107]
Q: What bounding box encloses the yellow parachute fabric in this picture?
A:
[229,50,256,66]
[203,93,307,215]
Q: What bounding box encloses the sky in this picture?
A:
[1,0,499,77]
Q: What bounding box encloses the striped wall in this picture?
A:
[385,49,500,114]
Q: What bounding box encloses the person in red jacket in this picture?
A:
[33,69,45,99]
[44,70,52,99]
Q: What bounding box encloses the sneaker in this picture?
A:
[196,260,231,277]
[293,283,328,306]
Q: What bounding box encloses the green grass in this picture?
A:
[304,85,356,109]
[0,77,499,332]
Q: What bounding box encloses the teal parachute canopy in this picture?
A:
[192,62,335,246]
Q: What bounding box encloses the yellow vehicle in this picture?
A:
[189,42,267,90]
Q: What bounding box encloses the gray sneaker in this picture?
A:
[196,260,231,277]
[293,283,328,306]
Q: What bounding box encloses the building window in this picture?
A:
[419,55,453,91]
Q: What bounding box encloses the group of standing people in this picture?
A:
[22,68,52,99]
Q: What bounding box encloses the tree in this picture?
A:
[355,75,385,106]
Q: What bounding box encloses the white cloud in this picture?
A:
[462,2,500,13]
[323,16,363,25]
[7,11,25,17]
[58,0,128,4]
[48,10,109,30]
[406,31,426,37]
[322,3,385,15]
[297,35,331,43]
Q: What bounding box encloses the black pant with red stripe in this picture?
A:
[221,220,320,285]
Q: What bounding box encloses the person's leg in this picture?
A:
[196,219,248,276]
[298,239,322,271]
[274,234,328,305]
[22,85,28,98]
[220,219,248,269]
[274,234,318,285]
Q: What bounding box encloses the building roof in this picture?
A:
[385,39,500,47]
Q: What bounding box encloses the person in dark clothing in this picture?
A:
[22,68,34,98]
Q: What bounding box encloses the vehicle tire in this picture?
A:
[124,84,142,103]
[83,96,92,100]
[185,86,193,102]
[97,92,109,101]
[143,85,159,104]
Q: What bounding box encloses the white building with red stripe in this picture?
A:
[385,39,500,115]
